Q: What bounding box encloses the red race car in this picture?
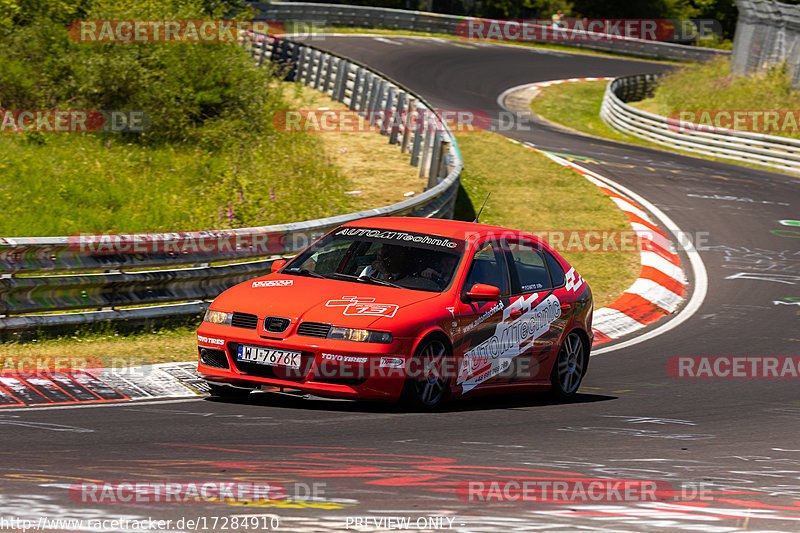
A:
[197,217,592,407]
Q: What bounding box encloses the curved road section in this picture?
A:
[1,36,798,533]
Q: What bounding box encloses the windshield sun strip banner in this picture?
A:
[333,227,466,252]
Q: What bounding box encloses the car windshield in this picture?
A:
[283,227,465,292]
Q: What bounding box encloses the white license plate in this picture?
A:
[237,345,302,369]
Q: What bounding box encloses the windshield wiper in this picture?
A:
[330,273,405,289]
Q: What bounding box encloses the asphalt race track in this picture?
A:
[1,37,799,533]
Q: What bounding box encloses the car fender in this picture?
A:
[408,327,453,357]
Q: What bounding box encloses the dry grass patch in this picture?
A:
[0,327,198,370]
[284,83,424,209]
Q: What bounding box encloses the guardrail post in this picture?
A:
[296,47,307,84]
[343,67,356,107]
[370,81,386,127]
[365,77,379,116]
[350,68,363,111]
[400,97,415,153]
[322,55,334,93]
[390,92,407,145]
[306,50,318,86]
[359,73,373,111]
[418,120,434,177]
[274,38,287,67]
[427,131,443,188]
[438,139,452,177]
[329,59,340,98]
[333,59,347,102]
[286,41,299,81]
[409,105,426,166]
[381,86,397,136]
[313,52,325,89]
[306,49,316,86]
[257,39,267,67]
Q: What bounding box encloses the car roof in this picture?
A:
[342,216,545,244]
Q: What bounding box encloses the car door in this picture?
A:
[503,239,571,383]
[452,238,514,394]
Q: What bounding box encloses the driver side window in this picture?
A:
[464,241,510,296]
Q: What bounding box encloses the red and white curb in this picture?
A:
[0,363,206,408]
[496,77,614,112]
[509,139,688,346]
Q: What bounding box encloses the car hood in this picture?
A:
[212,273,442,328]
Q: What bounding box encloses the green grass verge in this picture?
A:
[529,78,800,174]
[637,57,800,140]
[529,80,627,140]
[0,326,200,371]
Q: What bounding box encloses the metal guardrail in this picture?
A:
[250,2,729,63]
[0,33,463,336]
[600,73,800,175]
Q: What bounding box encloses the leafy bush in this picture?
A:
[0,0,356,236]
[0,0,279,145]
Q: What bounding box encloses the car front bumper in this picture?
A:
[196,323,415,401]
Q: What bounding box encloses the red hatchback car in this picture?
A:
[197,217,593,407]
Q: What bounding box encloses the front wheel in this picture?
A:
[550,331,588,400]
[402,338,451,409]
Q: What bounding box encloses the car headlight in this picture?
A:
[204,309,233,326]
[327,327,393,344]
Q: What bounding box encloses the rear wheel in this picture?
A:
[550,331,588,400]
[403,338,451,409]
[207,382,253,401]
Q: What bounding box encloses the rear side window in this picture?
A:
[509,246,550,293]
[544,251,566,287]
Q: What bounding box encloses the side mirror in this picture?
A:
[271,259,287,273]
[466,283,501,301]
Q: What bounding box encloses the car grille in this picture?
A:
[231,312,258,329]
[198,347,229,369]
[228,342,313,382]
[297,322,331,338]
[264,316,291,333]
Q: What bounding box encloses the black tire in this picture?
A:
[402,337,451,409]
[550,331,588,400]
[206,382,253,401]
